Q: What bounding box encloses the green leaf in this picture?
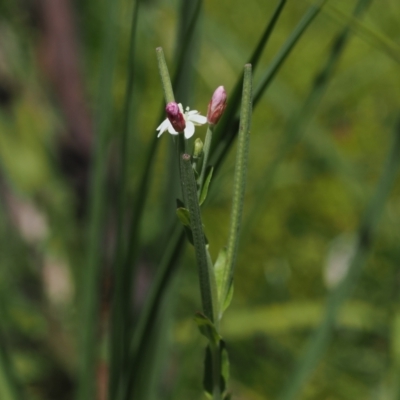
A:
[222,283,234,313]
[199,166,214,205]
[214,247,228,315]
[194,312,220,345]
[176,207,191,227]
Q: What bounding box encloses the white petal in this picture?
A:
[184,121,195,139]
[167,123,178,134]
[178,103,184,113]
[189,114,207,125]
[187,110,198,116]
[156,119,170,137]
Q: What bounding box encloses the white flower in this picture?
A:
[156,103,207,139]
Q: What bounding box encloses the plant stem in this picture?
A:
[221,64,252,313]
[210,343,222,400]
[198,124,214,194]
[181,153,215,321]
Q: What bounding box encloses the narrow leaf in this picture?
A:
[176,207,191,227]
[199,166,214,205]
[194,312,221,345]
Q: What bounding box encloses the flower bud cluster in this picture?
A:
[157,86,227,139]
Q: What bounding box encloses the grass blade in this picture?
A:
[76,0,119,397]
[211,0,287,160]
[211,0,328,169]
[242,0,373,240]
[108,0,141,397]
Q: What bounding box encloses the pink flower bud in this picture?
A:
[207,86,227,125]
[166,102,186,132]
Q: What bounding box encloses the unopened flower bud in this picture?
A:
[193,138,204,158]
[207,86,227,125]
[166,102,186,132]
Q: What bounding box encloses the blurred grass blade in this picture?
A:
[211,0,327,169]
[219,65,252,317]
[211,0,287,158]
[108,0,140,396]
[77,0,119,398]
[278,116,400,400]
[252,0,327,105]
[0,331,23,400]
[321,2,400,65]
[242,0,373,240]
[119,226,185,400]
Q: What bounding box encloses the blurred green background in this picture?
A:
[0,0,400,399]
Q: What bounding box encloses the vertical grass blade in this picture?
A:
[0,331,23,400]
[211,0,287,159]
[252,0,327,105]
[108,0,140,397]
[278,116,400,400]
[76,0,118,399]
[119,226,185,400]
[220,65,252,315]
[242,0,373,241]
[211,0,327,169]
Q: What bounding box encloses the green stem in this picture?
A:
[181,154,215,322]
[210,343,222,400]
[121,1,202,282]
[221,64,252,313]
[198,125,214,195]
[156,47,175,103]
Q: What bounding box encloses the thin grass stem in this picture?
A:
[211,0,287,159]
[76,0,118,398]
[211,0,327,170]
[242,0,373,242]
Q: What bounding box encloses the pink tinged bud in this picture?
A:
[166,102,186,132]
[207,86,227,125]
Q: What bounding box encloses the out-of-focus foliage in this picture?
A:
[0,0,400,399]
